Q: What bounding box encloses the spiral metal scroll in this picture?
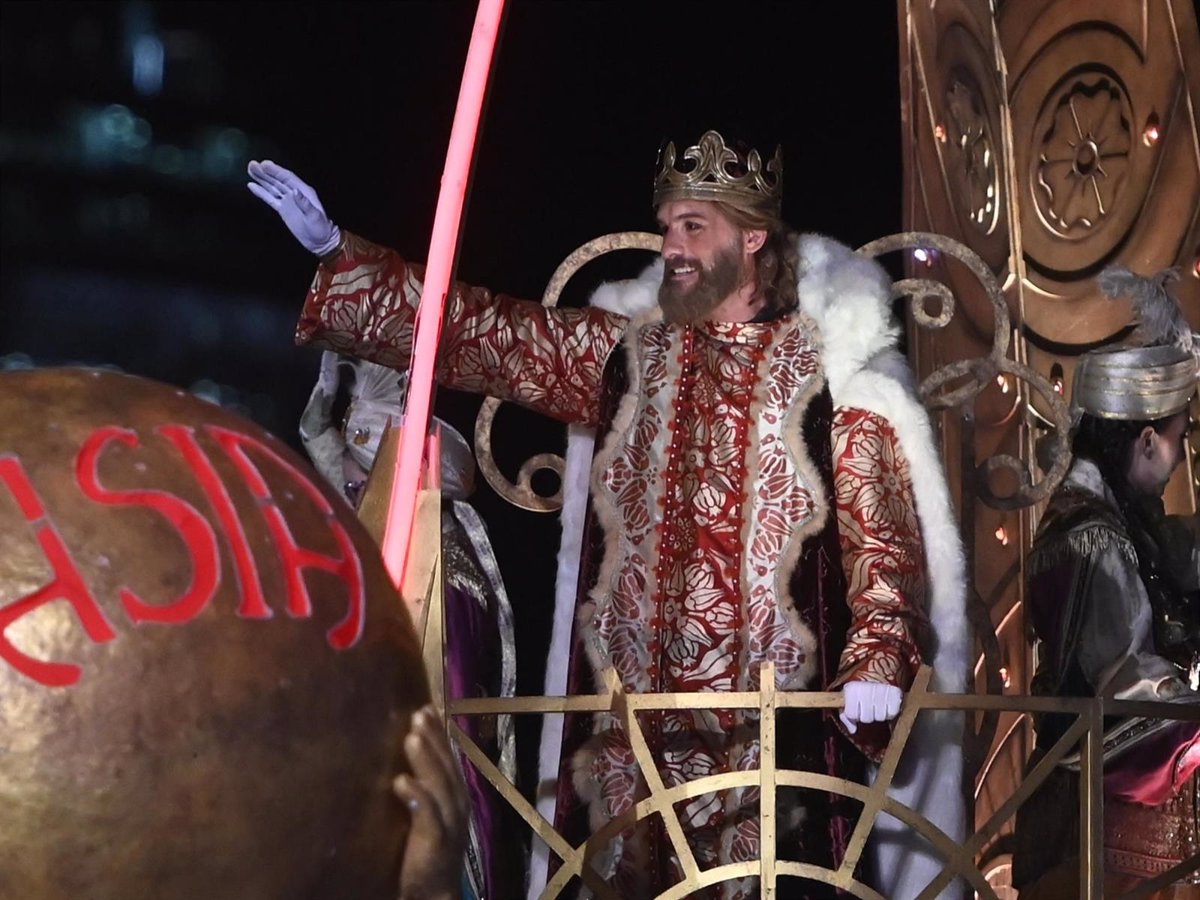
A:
[858,231,1074,511]
[473,231,662,512]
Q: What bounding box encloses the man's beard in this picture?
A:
[658,243,747,325]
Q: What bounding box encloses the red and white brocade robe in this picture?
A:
[297,232,967,900]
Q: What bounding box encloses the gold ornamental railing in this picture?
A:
[442,667,1200,899]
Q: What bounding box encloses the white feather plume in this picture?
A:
[1097,265,1196,353]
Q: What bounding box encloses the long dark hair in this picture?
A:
[711,200,798,321]
[1072,412,1196,662]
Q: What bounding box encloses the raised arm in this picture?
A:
[248,160,630,428]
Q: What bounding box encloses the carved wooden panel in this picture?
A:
[899,0,1200,890]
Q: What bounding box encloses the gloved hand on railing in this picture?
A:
[839,681,903,734]
[247,160,342,257]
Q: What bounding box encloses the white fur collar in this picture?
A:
[794,232,900,393]
[587,258,663,317]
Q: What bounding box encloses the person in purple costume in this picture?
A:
[298,350,521,900]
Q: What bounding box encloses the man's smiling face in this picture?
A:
[656,200,748,324]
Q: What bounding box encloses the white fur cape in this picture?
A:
[529,234,969,900]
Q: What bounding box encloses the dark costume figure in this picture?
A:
[1014,268,1200,898]
[249,131,968,900]
[298,351,519,900]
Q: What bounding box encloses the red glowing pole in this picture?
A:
[381,0,506,589]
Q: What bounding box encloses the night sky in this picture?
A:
[0,0,902,782]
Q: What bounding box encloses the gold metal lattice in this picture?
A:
[443,667,1199,899]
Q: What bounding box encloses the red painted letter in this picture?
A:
[157,425,271,620]
[0,455,118,687]
[76,426,221,626]
[207,426,365,650]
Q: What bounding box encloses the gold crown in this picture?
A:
[653,130,783,216]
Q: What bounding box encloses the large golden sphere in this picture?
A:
[0,369,428,900]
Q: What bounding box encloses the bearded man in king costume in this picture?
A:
[248,130,969,899]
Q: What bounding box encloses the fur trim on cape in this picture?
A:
[796,234,968,900]
[795,233,968,692]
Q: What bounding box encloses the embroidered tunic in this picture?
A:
[296,232,930,897]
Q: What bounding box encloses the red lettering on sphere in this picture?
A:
[0,455,118,687]
[157,425,272,620]
[0,418,370,688]
[76,426,221,626]
[208,426,365,650]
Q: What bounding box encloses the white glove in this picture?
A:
[247,159,342,256]
[839,681,903,734]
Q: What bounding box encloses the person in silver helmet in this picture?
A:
[1015,266,1200,900]
[298,349,520,900]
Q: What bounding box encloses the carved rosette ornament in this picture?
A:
[1032,75,1133,238]
[946,74,1002,235]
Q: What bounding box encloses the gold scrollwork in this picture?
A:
[473,232,662,513]
[858,231,1073,511]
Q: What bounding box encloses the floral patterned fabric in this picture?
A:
[296,234,927,897]
[829,409,928,692]
[297,232,628,428]
[575,321,926,896]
